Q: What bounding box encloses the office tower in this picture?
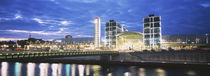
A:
[94,17,101,48]
[143,14,162,49]
[105,20,127,48]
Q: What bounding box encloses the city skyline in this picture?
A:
[0,0,210,40]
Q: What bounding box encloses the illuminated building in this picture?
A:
[105,20,127,48]
[54,37,94,44]
[94,17,101,49]
[162,35,209,44]
[65,35,72,39]
[161,34,210,50]
[143,14,162,49]
[116,31,143,51]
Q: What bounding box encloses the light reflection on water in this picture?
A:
[78,65,85,76]
[0,62,210,76]
[71,64,76,76]
[51,63,62,76]
[27,63,35,76]
[124,72,130,76]
[1,62,8,76]
[15,62,22,76]
[65,64,70,76]
[39,63,49,76]
[156,68,166,76]
[139,68,146,76]
[86,65,90,76]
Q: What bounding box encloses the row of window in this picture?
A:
[144,28,160,33]
[106,36,116,39]
[144,23,160,28]
[144,17,160,23]
[144,39,160,44]
[106,23,122,28]
[144,34,160,38]
[106,27,124,31]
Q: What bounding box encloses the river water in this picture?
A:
[0,62,209,76]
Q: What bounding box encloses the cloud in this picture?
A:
[200,3,210,8]
[75,34,93,37]
[0,13,23,21]
[15,14,22,19]
[0,37,26,41]
[60,20,73,26]
[33,18,44,24]
[32,17,73,26]
[5,28,68,35]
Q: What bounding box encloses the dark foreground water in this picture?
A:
[0,62,209,76]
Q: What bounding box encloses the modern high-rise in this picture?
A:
[94,17,101,48]
[143,14,162,49]
[105,20,127,48]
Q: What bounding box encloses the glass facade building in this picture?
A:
[143,14,162,49]
[116,31,143,51]
[105,20,127,48]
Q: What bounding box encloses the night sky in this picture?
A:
[0,0,210,40]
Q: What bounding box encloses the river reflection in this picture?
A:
[39,63,49,76]
[139,68,146,76]
[1,62,8,76]
[27,63,35,76]
[0,62,210,76]
[15,62,22,76]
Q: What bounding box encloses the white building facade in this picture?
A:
[94,17,101,48]
[143,14,162,49]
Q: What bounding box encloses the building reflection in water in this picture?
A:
[124,72,131,76]
[27,63,35,76]
[65,64,71,76]
[92,65,101,76]
[51,64,58,76]
[139,68,146,76]
[107,73,112,76]
[39,63,49,76]
[156,68,166,76]
[71,64,76,76]
[1,62,8,76]
[86,65,90,76]
[51,63,63,76]
[78,65,85,76]
[186,70,196,76]
[58,63,62,76]
[15,62,22,76]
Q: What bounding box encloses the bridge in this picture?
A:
[0,50,210,66]
[0,51,119,61]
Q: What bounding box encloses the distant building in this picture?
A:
[162,34,210,44]
[53,37,94,44]
[105,20,127,48]
[161,34,210,50]
[143,14,162,49]
[65,35,72,39]
[51,37,94,51]
[94,17,101,48]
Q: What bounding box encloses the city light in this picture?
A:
[0,0,210,76]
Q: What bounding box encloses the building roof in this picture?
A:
[116,31,143,39]
[117,31,142,36]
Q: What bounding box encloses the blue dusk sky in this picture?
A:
[0,0,210,40]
